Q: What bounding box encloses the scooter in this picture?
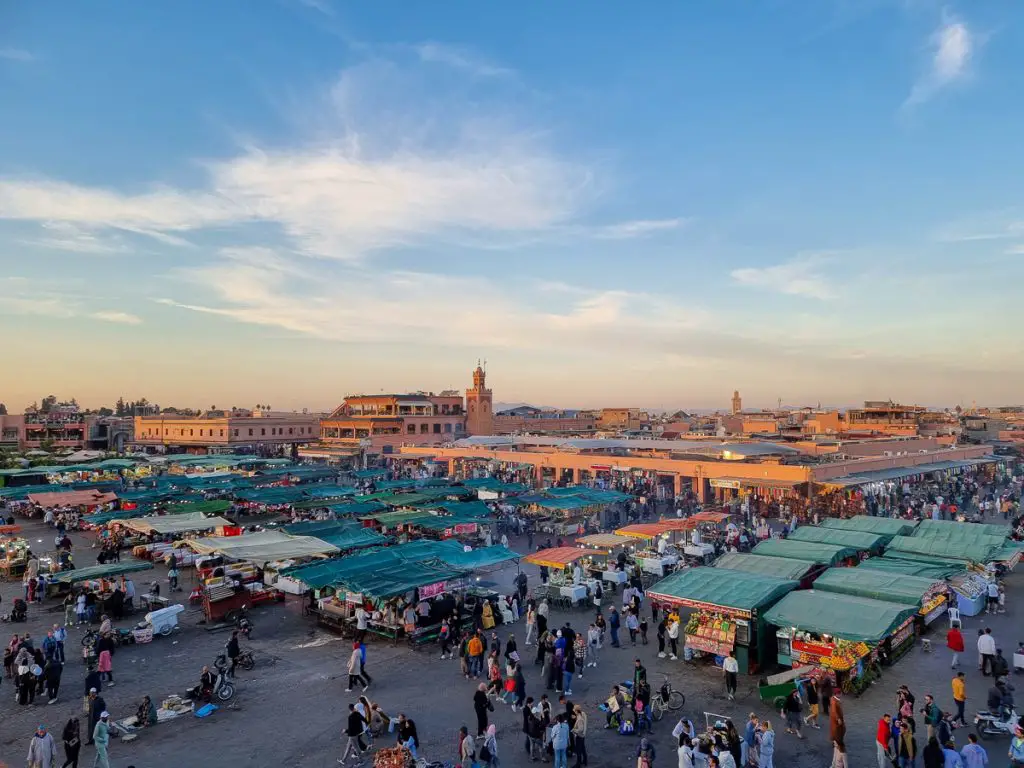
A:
[237,649,255,671]
[974,707,1020,739]
[210,656,236,701]
[235,605,253,640]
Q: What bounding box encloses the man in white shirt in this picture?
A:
[987,581,1000,615]
[978,628,996,676]
[355,606,369,642]
[723,652,740,700]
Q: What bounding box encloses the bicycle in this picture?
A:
[650,675,686,721]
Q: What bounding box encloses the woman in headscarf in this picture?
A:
[474,682,493,736]
[757,719,775,768]
[482,723,499,767]
[61,717,81,768]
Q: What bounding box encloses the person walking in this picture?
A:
[225,630,241,678]
[340,703,368,764]
[829,692,845,747]
[922,695,941,741]
[783,690,804,739]
[551,714,570,768]
[803,679,820,730]
[876,713,893,768]
[757,720,775,768]
[947,622,965,669]
[468,632,485,679]
[586,624,600,668]
[608,607,621,648]
[27,724,58,768]
[92,712,111,768]
[562,650,575,696]
[474,682,494,737]
[979,628,996,676]
[525,605,537,647]
[723,652,739,701]
[481,723,499,768]
[458,726,476,767]
[952,672,967,726]
[667,615,680,660]
[97,645,113,686]
[896,719,917,768]
[635,736,656,768]
[44,657,62,704]
[60,718,80,768]
[959,733,987,768]
[85,689,105,746]
[346,642,367,692]
[571,704,588,768]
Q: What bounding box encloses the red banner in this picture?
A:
[792,639,835,658]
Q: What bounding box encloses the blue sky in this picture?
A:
[1,1,1022,411]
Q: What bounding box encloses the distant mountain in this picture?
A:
[494,402,560,412]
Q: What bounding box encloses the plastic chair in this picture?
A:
[948,607,960,628]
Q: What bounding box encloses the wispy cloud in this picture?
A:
[934,211,1024,243]
[730,257,836,300]
[24,222,130,255]
[592,218,686,240]
[414,43,514,78]
[904,14,975,108]
[295,0,333,16]
[0,48,34,62]
[91,311,142,325]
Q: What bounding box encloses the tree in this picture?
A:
[115,397,126,417]
[0,403,7,415]
[40,395,57,414]
[97,407,114,417]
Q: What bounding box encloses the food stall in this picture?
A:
[787,526,887,556]
[576,533,633,587]
[812,567,949,636]
[820,515,919,538]
[646,567,798,674]
[713,553,822,588]
[51,561,155,603]
[524,547,604,605]
[616,521,693,574]
[0,535,30,579]
[763,589,919,694]
[948,572,989,616]
[751,539,861,567]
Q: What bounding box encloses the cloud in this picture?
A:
[414,43,514,78]
[91,311,143,325]
[591,218,685,240]
[24,222,130,255]
[1007,244,1024,255]
[0,48,34,62]
[904,14,975,107]
[295,0,333,15]
[730,257,836,300]
[0,61,592,261]
[934,212,1024,243]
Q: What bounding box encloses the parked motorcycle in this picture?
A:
[237,649,255,671]
[975,708,1020,739]
[234,604,253,640]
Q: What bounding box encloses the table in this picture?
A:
[603,570,628,584]
[559,584,588,603]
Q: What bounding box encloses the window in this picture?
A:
[249,429,253,436]
[234,429,239,437]
[220,429,224,437]
[407,424,416,434]
[199,429,203,436]
[433,423,441,434]
[190,429,194,436]
[444,423,452,433]
[289,427,293,435]
[261,428,266,436]
[420,423,428,434]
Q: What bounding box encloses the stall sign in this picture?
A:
[419,580,448,599]
[710,479,742,490]
[591,465,611,472]
[889,617,915,648]
[685,634,733,656]
[792,638,835,664]
[647,596,751,619]
[922,602,948,625]
[454,523,478,535]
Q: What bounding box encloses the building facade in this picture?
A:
[319,392,466,454]
[596,408,649,431]
[465,365,494,436]
[134,407,319,452]
[493,406,597,435]
[843,401,926,436]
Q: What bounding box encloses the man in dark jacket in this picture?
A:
[86,688,106,745]
[225,630,241,678]
[340,703,367,763]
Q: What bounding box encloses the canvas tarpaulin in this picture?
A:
[235,487,310,505]
[820,516,918,537]
[182,530,339,561]
[751,539,859,566]
[123,512,232,535]
[54,560,154,584]
[424,543,518,570]
[887,535,1000,563]
[647,567,797,615]
[161,499,232,516]
[714,553,818,581]
[787,526,887,552]
[914,519,1010,540]
[459,478,528,494]
[282,520,386,550]
[812,568,942,606]
[857,557,965,580]
[763,590,918,643]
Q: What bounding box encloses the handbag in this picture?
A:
[479,744,492,762]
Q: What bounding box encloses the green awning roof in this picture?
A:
[913,519,1010,540]
[646,567,797,614]
[820,515,918,537]
[55,560,154,584]
[714,552,818,581]
[161,499,232,516]
[887,535,1001,563]
[788,526,887,552]
[751,538,859,566]
[813,567,943,605]
[763,590,918,643]
[857,557,965,580]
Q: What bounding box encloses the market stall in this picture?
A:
[615,521,692,574]
[820,515,919,538]
[646,567,798,674]
[576,533,634,586]
[787,526,887,555]
[751,539,861,567]
[0,535,30,579]
[524,546,604,605]
[763,589,919,693]
[857,556,965,581]
[813,568,948,633]
[886,535,1002,565]
[713,552,821,586]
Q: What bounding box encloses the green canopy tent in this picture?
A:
[763,589,918,644]
[646,567,798,673]
[857,557,965,580]
[751,539,859,566]
[160,499,232,516]
[886,535,1001,564]
[820,516,918,537]
[813,568,943,606]
[788,526,887,553]
[914,519,1010,540]
[54,560,154,584]
[714,553,819,581]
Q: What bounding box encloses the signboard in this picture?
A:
[889,617,915,648]
[685,634,733,656]
[418,581,448,599]
[710,479,742,490]
[922,602,948,626]
[792,638,836,662]
[453,523,478,535]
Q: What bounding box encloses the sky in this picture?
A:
[1,1,1023,413]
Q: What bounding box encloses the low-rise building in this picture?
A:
[134,407,319,452]
[493,406,597,435]
[844,401,924,436]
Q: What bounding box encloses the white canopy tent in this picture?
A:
[179,530,339,561]
[123,512,233,536]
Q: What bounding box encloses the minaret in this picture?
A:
[465,361,494,436]
[731,390,742,415]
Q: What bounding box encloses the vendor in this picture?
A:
[187,666,216,702]
[136,695,158,727]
